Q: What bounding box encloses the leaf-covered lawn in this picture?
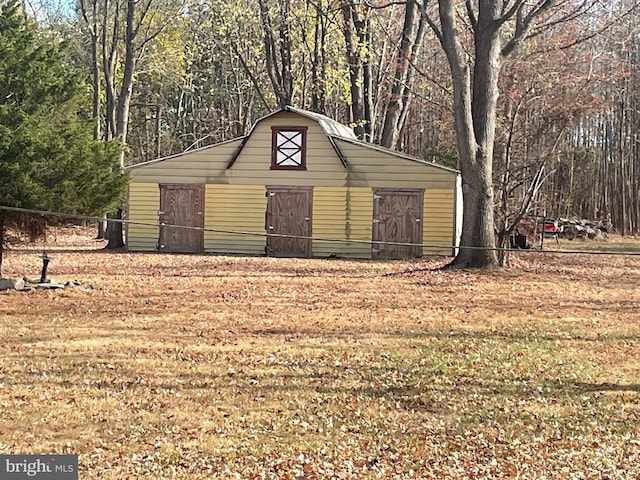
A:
[1,230,639,479]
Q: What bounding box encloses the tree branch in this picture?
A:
[501,0,555,58]
[465,0,476,32]
[417,0,443,44]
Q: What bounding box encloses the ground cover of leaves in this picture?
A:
[0,229,639,479]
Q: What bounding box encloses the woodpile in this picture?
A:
[558,219,611,241]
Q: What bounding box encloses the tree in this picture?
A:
[76,0,185,247]
[341,0,373,139]
[379,0,427,149]
[0,1,127,276]
[423,0,600,269]
[258,0,294,108]
[492,28,606,265]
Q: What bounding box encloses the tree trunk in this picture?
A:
[258,0,293,108]
[380,0,418,149]
[311,3,327,113]
[427,0,568,268]
[105,209,125,249]
[96,215,106,239]
[79,0,102,141]
[0,209,5,278]
[80,0,107,240]
[155,99,162,159]
[451,24,501,268]
[102,0,118,141]
[342,1,364,138]
[452,156,499,269]
[437,0,499,269]
[115,0,137,167]
[361,15,373,141]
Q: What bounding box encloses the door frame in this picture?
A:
[372,188,424,258]
[265,185,313,257]
[158,183,205,253]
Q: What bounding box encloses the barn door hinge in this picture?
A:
[415,218,422,222]
[157,210,165,215]
[372,248,381,254]
[373,194,382,200]
[373,219,381,224]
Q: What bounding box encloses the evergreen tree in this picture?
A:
[0,1,127,276]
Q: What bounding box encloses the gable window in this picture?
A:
[271,127,307,170]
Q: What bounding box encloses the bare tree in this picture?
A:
[379,0,426,149]
[341,0,373,139]
[78,0,184,247]
[258,0,294,108]
[419,0,609,268]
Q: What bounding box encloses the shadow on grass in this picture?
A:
[419,326,640,343]
[574,382,640,393]
[251,324,640,344]
[3,350,629,415]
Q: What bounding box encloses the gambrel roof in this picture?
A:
[128,106,458,177]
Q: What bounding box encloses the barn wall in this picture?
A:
[227,112,347,186]
[423,188,455,256]
[204,184,266,255]
[312,186,343,257]
[311,186,372,258]
[344,187,374,258]
[128,138,243,184]
[127,182,159,251]
[297,184,454,258]
[453,174,463,254]
[336,139,456,190]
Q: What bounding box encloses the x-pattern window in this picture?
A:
[272,127,307,170]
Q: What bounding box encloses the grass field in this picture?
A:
[1,229,639,479]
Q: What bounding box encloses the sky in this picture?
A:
[24,0,76,23]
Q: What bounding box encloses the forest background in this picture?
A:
[16,0,640,241]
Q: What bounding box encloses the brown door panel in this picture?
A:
[159,184,204,253]
[265,187,312,257]
[373,189,423,259]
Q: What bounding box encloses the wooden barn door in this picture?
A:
[158,184,204,253]
[265,186,312,257]
[372,189,423,258]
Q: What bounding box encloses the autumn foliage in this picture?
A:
[0,229,638,478]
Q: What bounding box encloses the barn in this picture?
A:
[126,106,462,259]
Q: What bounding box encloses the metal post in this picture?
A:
[40,252,50,283]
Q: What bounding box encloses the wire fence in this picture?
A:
[2,204,640,257]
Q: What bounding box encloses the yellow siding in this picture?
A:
[127,183,159,251]
[345,187,374,258]
[423,189,455,256]
[336,139,456,190]
[312,187,346,257]
[204,184,266,255]
[311,187,372,258]
[126,181,452,258]
[128,139,243,184]
[227,112,347,185]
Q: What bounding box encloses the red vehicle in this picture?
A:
[539,218,559,238]
[511,217,559,249]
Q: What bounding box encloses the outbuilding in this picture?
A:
[126,107,462,259]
